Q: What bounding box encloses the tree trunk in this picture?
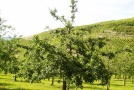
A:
[14,74,17,81]
[114,74,117,79]
[67,80,70,90]
[132,75,134,83]
[4,69,7,76]
[51,77,54,86]
[123,74,126,86]
[48,76,50,81]
[118,73,121,79]
[63,80,66,90]
[106,84,109,90]
[106,80,110,90]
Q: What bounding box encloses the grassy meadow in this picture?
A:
[0,74,134,90]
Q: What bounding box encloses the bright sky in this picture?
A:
[0,0,134,37]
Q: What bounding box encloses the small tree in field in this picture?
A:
[114,47,134,86]
[0,17,20,77]
[49,0,109,90]
[49,0,78,90]
[101,44,117,90]
[18,36,56,83]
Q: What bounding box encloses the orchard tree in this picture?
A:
[18,36,57,83]
[7,38,20,81]
[18,36,46,83]
[113,46,134,86]
[0,17,20,77]
[128,61,134,83]
[49,0,109,90]
[49,0,78,89]
[72,35,108,85]
[100,43,117,90]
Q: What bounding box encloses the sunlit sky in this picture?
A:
[0,0,134,37]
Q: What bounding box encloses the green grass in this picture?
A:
[0,74,134,90]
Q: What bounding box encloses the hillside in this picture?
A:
[21,17,134,53]
[21,17,134,60]
[20,17,134,60]
[24,17,134,40]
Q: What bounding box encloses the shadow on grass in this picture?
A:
[111,84,123,86]
[0,82,12,87]
[113,79,123,81]
[0,82,11,90]
[84,87,104,90]
[0,82,28,90]
[67,84,105,90]
[0,87,30,90]
[12,88,31,90]
[69,86,105,90]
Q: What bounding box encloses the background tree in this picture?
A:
[18,36,57,83]
[0,17,20,77]
[113,46,134,86]
[18,36,46,83]
[101,43,117,90]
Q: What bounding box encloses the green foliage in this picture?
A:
[48,1,110,89]
[1,1,134,90]
[17,36,56,83]
[0,17,20,76]
[16,1,134,90]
